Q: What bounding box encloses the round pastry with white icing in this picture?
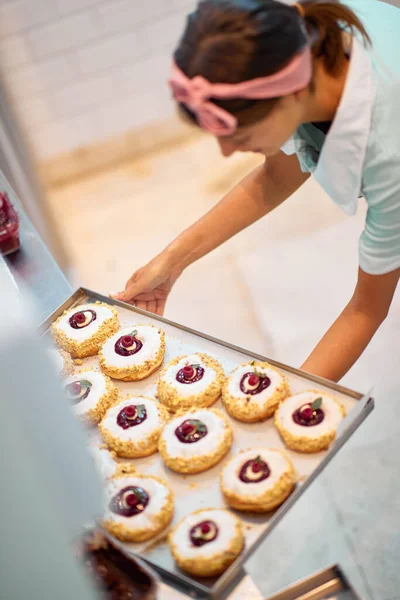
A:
[47,347,74,378]
[168,508,244,578]
[99,325,165,381]
[222,361,289,423]
[63,369,120,426]
[220,448,295,512]
[99,396,170,458]
[158,408,233,474]
[51,302,119,358]
[275,390,346,453]
[156,353,225,413]
[87,445,119,480]
[87,445,137,481]
[103,473,174,542]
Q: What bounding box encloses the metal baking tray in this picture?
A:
[266,565,363,599]
[40,288,374,600]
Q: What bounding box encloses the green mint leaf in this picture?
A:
[131,329,138,337]
[136,404,146,418]
[134,488,146,504]
[311,397,323,410]
[192,364,200,369]
[253,370,267,379]
[80,379,92,390]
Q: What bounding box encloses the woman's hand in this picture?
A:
[110,258,182,316]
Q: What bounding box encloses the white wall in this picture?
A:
[0,0,196,161]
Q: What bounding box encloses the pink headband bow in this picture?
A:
[169,46,312,136]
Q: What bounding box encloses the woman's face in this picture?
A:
[217,93,306,157]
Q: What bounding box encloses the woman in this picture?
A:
[113,0,400,383]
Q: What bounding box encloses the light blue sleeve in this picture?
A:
[359,79,400,275]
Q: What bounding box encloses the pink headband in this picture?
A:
[169,46,312,136]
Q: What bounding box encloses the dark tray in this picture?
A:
[81,531,158,600]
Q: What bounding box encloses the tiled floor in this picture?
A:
[48,129,400,599]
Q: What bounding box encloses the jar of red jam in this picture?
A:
[0,192,20,256]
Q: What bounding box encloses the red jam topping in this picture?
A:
[70,381,82,396]
[65,379,92,404]
[126,494,139,507]
[239,457,271,483]
[292,403,325,427]
[183,365,194,378]
[114,332,143,357]
[0,192,20,256]
[189,520,218,547]
[240,372,271,395]
[117,404,147,429]
[69,309,97,329]
[121,335,134,348]
[176,363,204,384]
[248,374,259,387]
[109,486,149,517]
[175,419,207,443]
[181,422,195,435]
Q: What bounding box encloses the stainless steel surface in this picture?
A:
[266,565,362,600]
[40,288,374,600]
[0,170,71,323]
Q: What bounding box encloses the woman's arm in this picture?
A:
[301,267,400,381]
[115,152,309,310]
[164,151,309,270]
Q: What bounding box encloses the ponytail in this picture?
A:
[300,1,371,75]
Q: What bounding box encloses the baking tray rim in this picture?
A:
[265,563,363,599]
[39,287,374,599]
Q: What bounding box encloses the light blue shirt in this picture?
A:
[282,35,400,275]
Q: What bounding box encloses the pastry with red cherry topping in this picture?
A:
[158,408,233,474]
[51,302,119,358]
[99,325,165,381]
[99,396,170,458]
[64,368,120,425]
[275,390,346,453]
[156,353,225,413]
[222,361,289,423]
[220,448,295,512]
[168,508,244,577]
[103,472,174,543]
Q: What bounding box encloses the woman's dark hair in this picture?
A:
[174,0,371,128]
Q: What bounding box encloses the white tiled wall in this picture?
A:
[0,0,196,160]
